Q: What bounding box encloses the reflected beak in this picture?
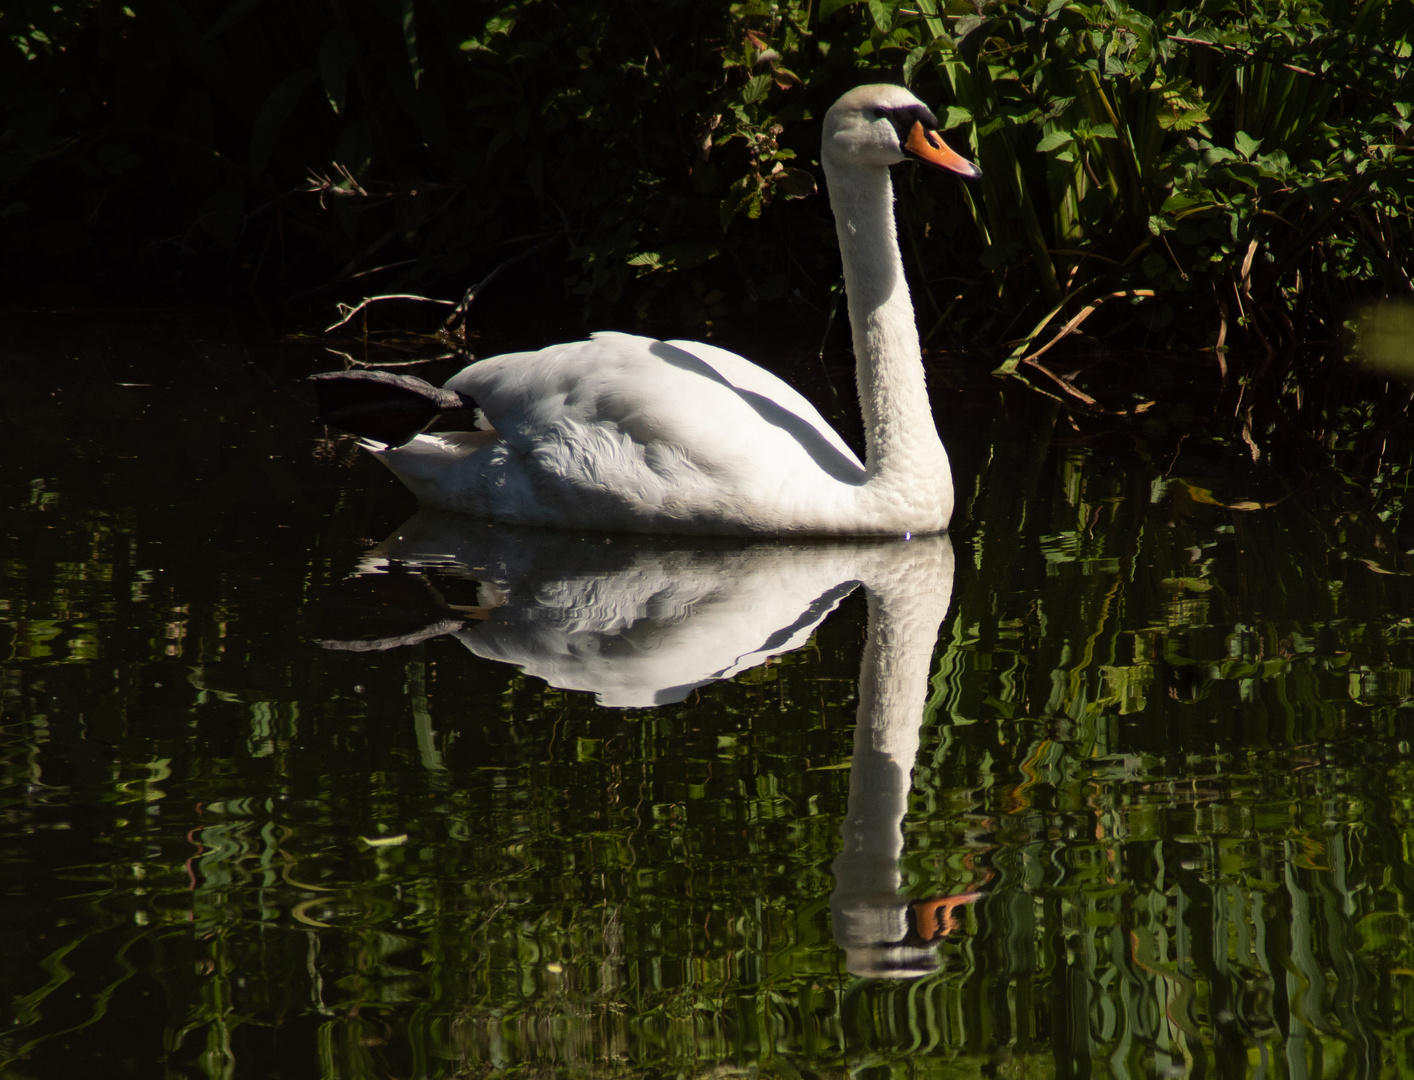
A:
[904,121,982,179]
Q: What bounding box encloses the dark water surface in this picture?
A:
[3,310,1414,1079]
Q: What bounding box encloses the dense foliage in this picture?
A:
[2,0,1412,351]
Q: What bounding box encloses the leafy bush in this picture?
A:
[908,0,1414,354]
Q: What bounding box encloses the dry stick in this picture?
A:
[325,293,456,334]
[325,258,420,288]
[331,225,401,287]
[298,228,574,303]
[1214,290,1229,378]
[1010,289,1160,411]
[325,347,448,370]
[1240,407,1261,463]
[1005,371,1069,408]
[1021,289,1156,366]
[441,236,561,337]
[1019,356,1100,408]
[305,163,370,206]
[1167,35,1318,82]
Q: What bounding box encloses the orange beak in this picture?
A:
[904,121,982,179]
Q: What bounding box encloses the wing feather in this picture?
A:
[445,332,865,487]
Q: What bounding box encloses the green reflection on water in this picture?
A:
[2,316,1414,1079]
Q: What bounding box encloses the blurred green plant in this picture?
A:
[1357,299,1414,377]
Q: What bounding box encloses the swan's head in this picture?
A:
[822,84,980,179]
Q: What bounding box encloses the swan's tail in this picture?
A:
[310,369,476,448]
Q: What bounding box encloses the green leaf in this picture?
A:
[1037,130,1073,153]
[772,167,817,199]
[1160,80,1205,112]
[742,74,772,104]
[1234,131,1261,160]
[1161,193,1205,212]
[627,241,719,273]
[1256,150,1290,178]
[902,45,928,86]
[250,68,318,180]
[1214,164,1260,190]
[954,13,986,43]
[819,0,863,19]
[1158,107,1209,131]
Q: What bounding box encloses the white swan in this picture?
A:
[312,85,979,536]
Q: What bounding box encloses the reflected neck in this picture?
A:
[830,539,955,971]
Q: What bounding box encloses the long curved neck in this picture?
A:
[827,164,942,482]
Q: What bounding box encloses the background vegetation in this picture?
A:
[3,0,1411,356]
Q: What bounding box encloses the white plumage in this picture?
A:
[320,85,979,536]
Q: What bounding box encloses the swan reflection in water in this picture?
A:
[321,511,987,977]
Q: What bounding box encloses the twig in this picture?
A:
[305,162,370,206]
[325,293,455,334]
[1168,35,1319,80]
[1019,288,1156,365]
[1018,357,1100,407]
[441,237,560,337]
[325,347,447,370]
[292,258,421,300]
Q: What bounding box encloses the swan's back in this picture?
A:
[383,333,870,534]
[448,332,861,473]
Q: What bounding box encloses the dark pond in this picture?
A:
[3,309,1414,1079]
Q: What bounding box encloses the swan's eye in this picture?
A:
[874,107,889,119]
